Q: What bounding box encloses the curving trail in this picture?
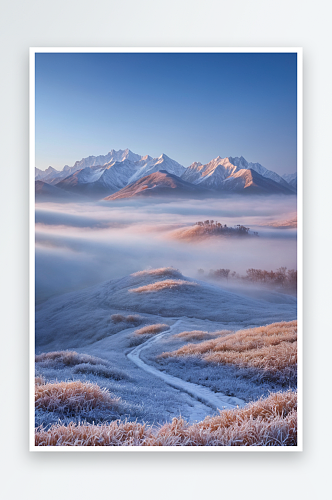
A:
[127,319,244,412]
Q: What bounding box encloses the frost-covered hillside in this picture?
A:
[35,268,297,429]
[36,267,296,350]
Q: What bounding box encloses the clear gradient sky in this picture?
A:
[35,52,297,175]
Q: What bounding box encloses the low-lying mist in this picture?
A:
[35,196,297,303]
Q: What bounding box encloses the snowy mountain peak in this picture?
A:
[281,172,297,191]
[45,166,58,173]
[36,149,297,199]
[127,153,185,184]
[158,153,172,161]
[229,156,249,169]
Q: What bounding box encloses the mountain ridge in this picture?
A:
[35,149,297,200]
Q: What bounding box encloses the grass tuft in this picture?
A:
[35,351,108,368]
[129,279,197,294]
[35,390,297,446]
[72,363,129,381]
[35,380,120,415]
[111,314,143,325]
[172,330,232,341]
[134,324,170,336]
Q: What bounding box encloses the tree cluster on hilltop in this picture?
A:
[194,220,258,237]
[198,266,297,290]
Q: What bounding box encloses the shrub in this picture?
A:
[111,314,126,323]
[172,330,232,341]
[35,376,45,386]
[72,363,129,381]
[134,324,170,336]
[126,315,143,324]
[111,314,143,325]
[35,351,108,368]
[35,381,120,415]
[35,390,297,447]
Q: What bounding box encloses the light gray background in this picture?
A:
[0,1,330,499]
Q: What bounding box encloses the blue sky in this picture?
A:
[35,52,297,174]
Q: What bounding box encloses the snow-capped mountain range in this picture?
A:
[35,148,297,200]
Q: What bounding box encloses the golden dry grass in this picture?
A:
[168,225,208,242]
[131,267,182,279]
[134,324,170,336]
[172,330,232,341]
[35,390,297,446]
[35,381,120,414]
[129,279,197,293]
[160,321,297,375]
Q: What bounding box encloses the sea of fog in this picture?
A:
[35,196,297,304]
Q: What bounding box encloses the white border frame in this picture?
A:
[29,47,303,452]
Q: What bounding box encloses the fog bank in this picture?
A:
[35,197,297,303]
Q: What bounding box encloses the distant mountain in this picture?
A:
[54,160,142,199]
[35,181,80,201]
[229,156,293,190]
[36,149,297,200]
[53,154,185,199]
[35,149,146,186]
[35,166,64,185]
[182,155,294,192]
[218,169,294,194]
[104,170,206,200]
[68,148,143,171]
[182,157,238,188]
[282,172,297,191]
[127,154,185,184]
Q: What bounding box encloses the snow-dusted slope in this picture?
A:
[35,268,296,350]
[35,149,145,185]
[52,154,186,199]
[229,156,293,190]
[181,157,237,186]
[127,154,185,184]
[55,160,143,197]
[219,169,294,194]
[35,166,63,185]
[69,148,143,171]
[96,160,141,191]
[181,155,295,192]
[35,167,45,179]
[282,172,297,190]
[35,149,185,189]
[104,170,206,200]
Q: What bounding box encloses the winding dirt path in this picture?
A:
[127,319,244,412]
